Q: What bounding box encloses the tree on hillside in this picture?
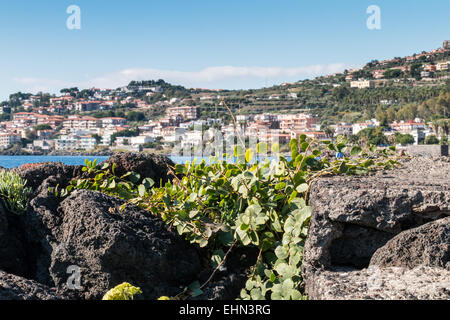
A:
[34,124,52,131]
[409,62,423,80]
[395,133,415,146]
[126,111,147,122]
[92,134,102,146]
[357,127,389,146]
[424,135,439,145]
[383,69,403,79]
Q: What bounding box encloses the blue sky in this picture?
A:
[0,0,449,100]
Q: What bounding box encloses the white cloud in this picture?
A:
[13,63,348,94]
[86,64,347,88]
[13,77,72,95]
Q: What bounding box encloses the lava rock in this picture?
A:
[370,217,450,269]
[0,201,29,277]
[13,162,83,192]
[303,157,450,300]
[101,153,174,186]
[0,271,66,300]
[305,266,450,300]
[27,190,201,300]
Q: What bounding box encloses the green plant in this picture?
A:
[59,137,400,301]
[146,137,398,300]
[0,170,32,214]
[440,135,448,145]
[53,159,155,202]
[102,282,142,300]
[424,135,439,145]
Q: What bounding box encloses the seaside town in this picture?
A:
[2,2,450,305]
[0,41,449,155]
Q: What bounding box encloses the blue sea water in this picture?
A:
[0,155,224,169]
[0,155,283,169]
[0,155,110,169]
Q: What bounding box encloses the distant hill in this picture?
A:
[2,45,449,126]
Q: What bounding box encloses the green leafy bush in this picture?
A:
[102,283,142,300]
[58,137,400,300]
[0,170,32,214]
[145,137,399,300]
[53,159,154,202]
[424,135,439,145]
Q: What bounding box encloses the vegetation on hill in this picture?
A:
[1,48,449,128]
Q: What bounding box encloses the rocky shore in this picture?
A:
[0,149,115,156]
[0,153,254,300]
[303,156,450,299]
[0,154,449,300]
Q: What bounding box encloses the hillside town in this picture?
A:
[0,103,444,154]
[0,42,449,154]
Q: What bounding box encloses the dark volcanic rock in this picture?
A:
[370,217,450,269]
[13,162,83,192]
[22,176,65,285]
[303,157,450,300]
[305,266,450,300]
[27,190,201,300]
[102,153,174,186]
[0,201,28,277]
[0,271,66,300]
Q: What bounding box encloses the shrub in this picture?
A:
[58,136,401,300]
[0,170,32,214]
[424,135,439,145]
[395,133,415,146]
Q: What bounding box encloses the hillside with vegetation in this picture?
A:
[1,47,449,128]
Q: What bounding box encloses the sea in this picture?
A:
[0,155,282,169]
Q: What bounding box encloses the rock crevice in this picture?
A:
[303,157,450,300]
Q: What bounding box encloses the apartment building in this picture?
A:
[334,123,353,136]
[37,116,64,127]
[444,40,450,50]
[79,135,97,150]
[277,114,317,131]
[257,129,291,144]
[13,112,39,120]
[74,101,102,112]
[424,65,437,72]
[352,121,377,135]
[372,70,385,79]
[63,116,101,131]
[101,117,127,127]
[54,134,96,150]
[421,71,433,78]
[350,80,375,89]
[290,130,327,141]
[436,62,449,71]
[390,120,425,133]
[0,133,21,148]
[166,106,199,120]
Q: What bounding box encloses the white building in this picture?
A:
[101,117,127,128]
[334,123,353,136]
[352,121,377,135]
[54,134,96,150]
[436,62,449,71]
[0,133,21,149]
[55,135,78,150]
[350,80,375,89]
[130,135,155,145]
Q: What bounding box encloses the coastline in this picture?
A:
[0,150,115,157]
